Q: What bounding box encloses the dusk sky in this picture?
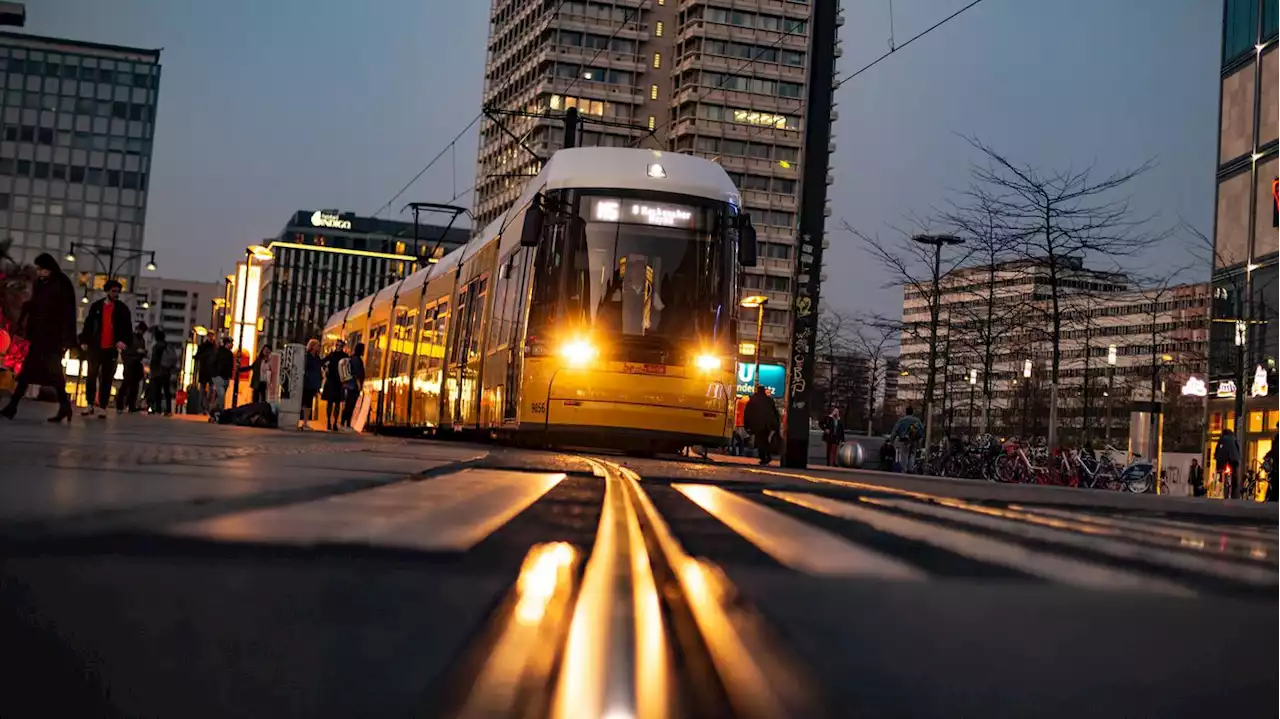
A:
[32,0,1219,317]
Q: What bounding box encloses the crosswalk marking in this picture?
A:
[168,469,565,552]
[672,484,926,579]
[766,492,1193,595]
[872,497,1279,587]
[1008,505,1277,562]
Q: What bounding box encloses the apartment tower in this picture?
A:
[473,0,838,360]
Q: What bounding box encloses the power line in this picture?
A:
[738,0,990,146]
[371,112,482,219]
[835,0,986,90]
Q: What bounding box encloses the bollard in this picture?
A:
[837,441,865,469]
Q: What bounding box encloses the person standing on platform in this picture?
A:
[321,339,349,431]
[116,321,148,413]
[78,280,132,418]
[1,253,76,422]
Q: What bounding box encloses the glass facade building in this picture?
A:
[1207,0,1279,477]
[0,31,160,295]
[258,210,470,347]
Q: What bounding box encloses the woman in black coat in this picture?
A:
[1,253,77,421]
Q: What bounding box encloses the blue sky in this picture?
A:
[30,0,1220,316]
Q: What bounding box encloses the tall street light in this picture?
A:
[741,295,769,392]
[1106,344,1117,443]
[910,233,964,457]
[230,244,274,409]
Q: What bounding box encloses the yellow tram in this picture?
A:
[323,147,759,452]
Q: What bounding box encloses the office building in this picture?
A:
[0,29,161,294]
[134,276,222,343]
[1207,0,1278,472]
[473,0,838,360]
[255,209,469,347]
[899,258,1210,442]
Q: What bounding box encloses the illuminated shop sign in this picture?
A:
[588,198,697,229]
[735,362,785,398]
[1180,376,1207,397]
[310,210,352,230]
[1251,365,1269,398]
[1216,379,1237,398]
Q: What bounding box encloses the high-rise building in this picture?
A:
[0,30,161,292]
[473,0,835,360]
[1207,0,1278,474]
[255,210,469,348]
[134,276,222,344]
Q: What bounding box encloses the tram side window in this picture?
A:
[527,227,566,338]
[432,300,449,371]
[366,323,387,380]
[450,289,469,365]
[503,248,529,347]
[490,257,512,351]
[469,278,488,360]
[415,304,437,376]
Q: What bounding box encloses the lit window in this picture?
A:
[655,21,664,37]
[650,84,659,100]
[652,53,661,68]
[658,0,664,4]
[648,116,656,130]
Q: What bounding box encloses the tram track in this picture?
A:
[440,456,827,719]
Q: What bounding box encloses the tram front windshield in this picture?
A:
[564,196,734,358]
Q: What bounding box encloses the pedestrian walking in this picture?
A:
[321,339,349,431]
[1,253,76,422]
[148,326,178,416]
[889,407,925,473]
[209,337,235,417]
[300,339,323,430]
[743,384,780,465]
[1214,428,1241,497]
[341,341,366,429]
[194,336,215,407]
[820,407,846,466]
[115,321,147,413]
[78,279,132,418]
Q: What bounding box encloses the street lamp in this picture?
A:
[741,295,768,393]
[968,368,977,438]
[64,227,158,306]
[910,233,964,454]
[230,244,275,409]
[1021,358,1032,439]
[1106,344,1117,442]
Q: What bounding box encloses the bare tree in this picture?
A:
[941,187,1032,435]
[848,314,899,435]
[811,307,855,417]
[843,217,970,447]
[964,137,1165,448]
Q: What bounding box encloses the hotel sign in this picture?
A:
[310,210,352,230]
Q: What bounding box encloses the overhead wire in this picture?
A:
[371,112,482,219]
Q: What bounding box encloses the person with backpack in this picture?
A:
[889,406,925,473]
[340,342,366,430]
[743,384,781,465]
[149,326,178,416]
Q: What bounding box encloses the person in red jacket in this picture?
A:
[78,280,132,418]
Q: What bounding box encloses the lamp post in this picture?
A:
[229,244,274,409]
[1021,358,1032,439]
[741,295,768,391]
[1106,344,1117,443]
[65,226,157,302]
[968,368,977,437]
[909,233,964,457]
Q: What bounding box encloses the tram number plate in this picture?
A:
[531,402,547,415]
[622,363,666,375]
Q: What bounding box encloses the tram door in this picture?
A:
[446,277,487,428]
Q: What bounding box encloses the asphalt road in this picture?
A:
[0,415,1275,718]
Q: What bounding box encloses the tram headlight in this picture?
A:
[560,338,598,367]
[694,353,723,372]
